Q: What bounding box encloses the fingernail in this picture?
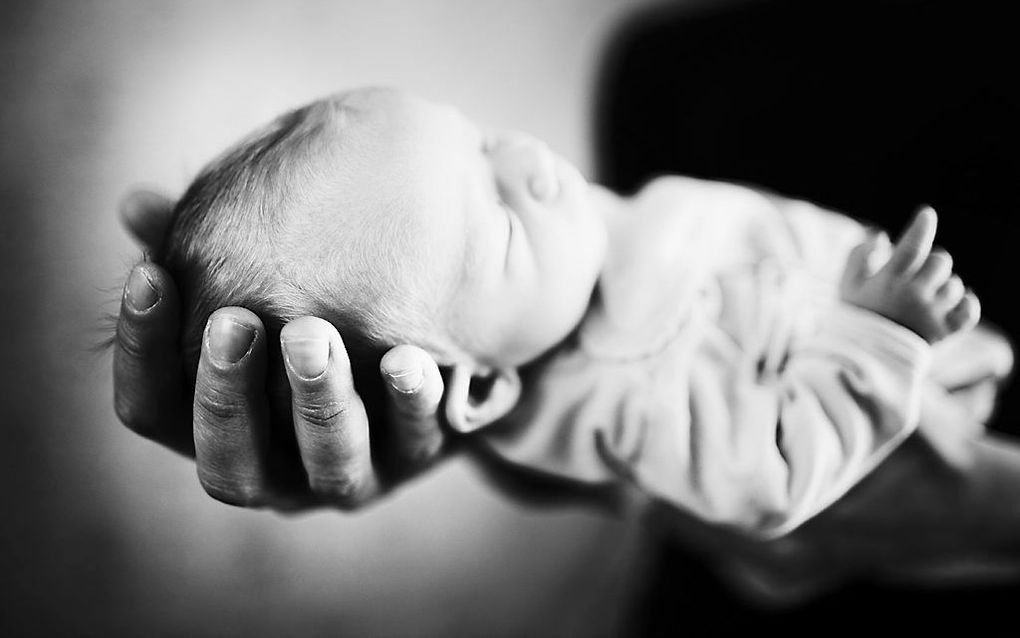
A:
[207,316,255,363]
[125,267,159,312]
[282,338,330,379]
[387,367,424,394]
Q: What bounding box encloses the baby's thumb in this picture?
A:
[842,232,886,286]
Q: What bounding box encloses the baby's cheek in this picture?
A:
[540,275,591,332]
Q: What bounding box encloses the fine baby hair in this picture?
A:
[157,86,601,433]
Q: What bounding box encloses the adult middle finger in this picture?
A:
[281,317,380,509]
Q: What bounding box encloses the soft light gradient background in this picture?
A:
[0,1,674,635]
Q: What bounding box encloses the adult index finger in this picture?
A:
[193,308,273,507]
[113,261,193,455]
[884,206,938,276]
[281,317,380,509]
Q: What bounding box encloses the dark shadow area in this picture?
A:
[593,0,1020,630]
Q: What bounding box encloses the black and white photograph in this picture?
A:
[3,0,1019,635]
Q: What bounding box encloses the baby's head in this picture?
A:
[159,87,606,432]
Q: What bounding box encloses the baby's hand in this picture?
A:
[840,206,980,343]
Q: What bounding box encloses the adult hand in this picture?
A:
[646,385,1020,607]
[113,189,448,511]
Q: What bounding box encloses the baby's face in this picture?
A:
[321,87,606,367]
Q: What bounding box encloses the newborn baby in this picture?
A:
[159,86,1012,538]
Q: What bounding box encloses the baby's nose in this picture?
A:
[487,134,559,203]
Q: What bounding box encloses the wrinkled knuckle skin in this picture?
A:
[194,386,246,424]
[198,471,264,508]
[403,440,443,470]
[394,384,443,421]
[294,399,348,431]
[312,475,370,510]
[115,322,151,362]
[392,396,430,422]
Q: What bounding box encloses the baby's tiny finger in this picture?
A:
[936,274,966,308]
[914,248,953,291]
[946,291,981,334]
[842,233,885,289]
[885,206,937,275]
[867,232,892,272]
[843,238,875,280]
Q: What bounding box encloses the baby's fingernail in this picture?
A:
[125,266,159,312]
[207,316,255,363]
[388,367,424,394]
[282,337,330,379]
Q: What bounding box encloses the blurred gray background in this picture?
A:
[0,1,672,635]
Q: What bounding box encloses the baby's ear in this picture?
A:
[444,364,522,434]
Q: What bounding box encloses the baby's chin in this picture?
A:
[557,157,590,199]
[517,278,603,366]
[466,300,589,369]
